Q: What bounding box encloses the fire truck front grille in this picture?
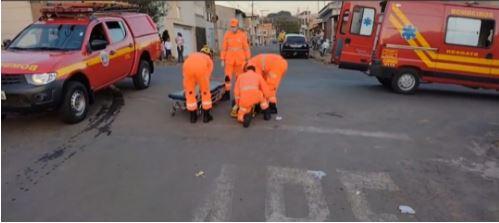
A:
[2,75,24,85]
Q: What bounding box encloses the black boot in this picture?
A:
[222,90,230,101]
[263,108,271,121]
[243,114,252,128]
[269,103,278,114]
[190,110,198,123]
[202,109,213,123]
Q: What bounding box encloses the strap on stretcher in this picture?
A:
[168,81,224,101]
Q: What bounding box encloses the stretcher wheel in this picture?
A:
[170,107,176,116]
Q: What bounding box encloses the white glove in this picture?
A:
[221,61,225,67]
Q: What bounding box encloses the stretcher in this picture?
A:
[168,81,225,116]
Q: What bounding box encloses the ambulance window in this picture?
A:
[445,17,495,48]
[106,21,126,43]
[350,7,375,36]
[340,11,350,34]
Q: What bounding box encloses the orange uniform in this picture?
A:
[221,28,251,91]
[248,54,288,103]
[182,52,214,111]
[234,70,271,122]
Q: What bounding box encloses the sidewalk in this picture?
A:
[309,49,332,64]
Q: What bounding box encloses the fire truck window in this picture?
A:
[350,7,375,36]
[340,11,350,34]
[445,17,495,48]
[89,24,108,50]
[105,21,126,43]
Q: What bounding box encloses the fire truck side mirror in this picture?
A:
[2,39,11,48]
[89,39,107,52]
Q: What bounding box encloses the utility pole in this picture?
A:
[206,0,219,53]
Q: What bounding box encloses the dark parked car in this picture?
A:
[280,34,309,58]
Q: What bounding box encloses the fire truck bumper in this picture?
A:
[2,78,64,113]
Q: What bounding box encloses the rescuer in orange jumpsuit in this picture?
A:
[182,46,214,123]
[220,18,251,101]
[247,53,288,114]
[234,64,272,128]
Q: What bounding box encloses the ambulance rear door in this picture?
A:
[336,1,381,71]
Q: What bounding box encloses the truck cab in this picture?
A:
[1,3,161,123]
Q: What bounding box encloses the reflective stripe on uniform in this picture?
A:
[239,107,248,112]
[268,72,278,79]
[269,97,277,101]
[202,101,212,106]
[186,102,197,109]
[241,86,258,91]
[228,47,243,51]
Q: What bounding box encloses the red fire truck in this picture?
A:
[1,3,161,123]
[332,1,499,94]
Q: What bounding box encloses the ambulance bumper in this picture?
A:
[367,60,396,78]
[1,77,64,112]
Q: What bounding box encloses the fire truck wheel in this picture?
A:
[376,77,392,89]
[133,60,151,90]
[391,68,420,94]
[60,81,89,124]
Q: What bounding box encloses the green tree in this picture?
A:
[125,0,166,23]
[265,11,300,33]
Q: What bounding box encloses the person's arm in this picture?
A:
[242,32,250,60]
[259,75,271,99]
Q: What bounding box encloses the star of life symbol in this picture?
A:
[402,25,417,41]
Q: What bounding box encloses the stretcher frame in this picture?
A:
[168,81,226,116]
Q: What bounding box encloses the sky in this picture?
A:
[215,1,330,16]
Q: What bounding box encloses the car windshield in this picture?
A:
[286,36,306,44]
[8,24,86,51]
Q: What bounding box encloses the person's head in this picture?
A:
[230,19,239,33]
[177,32,182,37]
[200,45,213,58]
[244,62,256,72]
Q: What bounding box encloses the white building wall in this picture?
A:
[1,1,34,40]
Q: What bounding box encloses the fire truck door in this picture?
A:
[84,23,114,89]
[338,5,378,71]
[104,19,134,79]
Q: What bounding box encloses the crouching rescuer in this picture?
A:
[182,47,214,123]
[234,64,272,128]
[247,53,288,114]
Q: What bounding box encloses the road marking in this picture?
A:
[431,157,499,179]
[266,166,330,221]
[337,170,400,221]
[208,124,411,141]
[193,164,236,221]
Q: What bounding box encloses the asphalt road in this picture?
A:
[2,46,499,221]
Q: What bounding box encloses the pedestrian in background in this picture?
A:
[176,32,184,63]
[164,37,172,62]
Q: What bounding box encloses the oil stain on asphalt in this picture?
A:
[9,86,124,202]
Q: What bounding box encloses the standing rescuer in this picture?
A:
[247,53,288,114]
[234,64,272,128]
[220,18,251,101]
[182,46,214,123]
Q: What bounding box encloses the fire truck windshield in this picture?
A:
[8,24,86,51]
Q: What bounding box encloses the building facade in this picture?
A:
[317,1,342,42]
[256,23,275,46]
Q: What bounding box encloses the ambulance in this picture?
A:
[332,1,499,94]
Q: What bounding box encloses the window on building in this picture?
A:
[445,17,495,48]
[105,21,126,43]
[350,7,375,36]
[340,11,350,34]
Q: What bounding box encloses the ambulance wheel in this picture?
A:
[60,81,89,124]
[391,68,419,94]
[376,77,392,89]
[133,60,151,90]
